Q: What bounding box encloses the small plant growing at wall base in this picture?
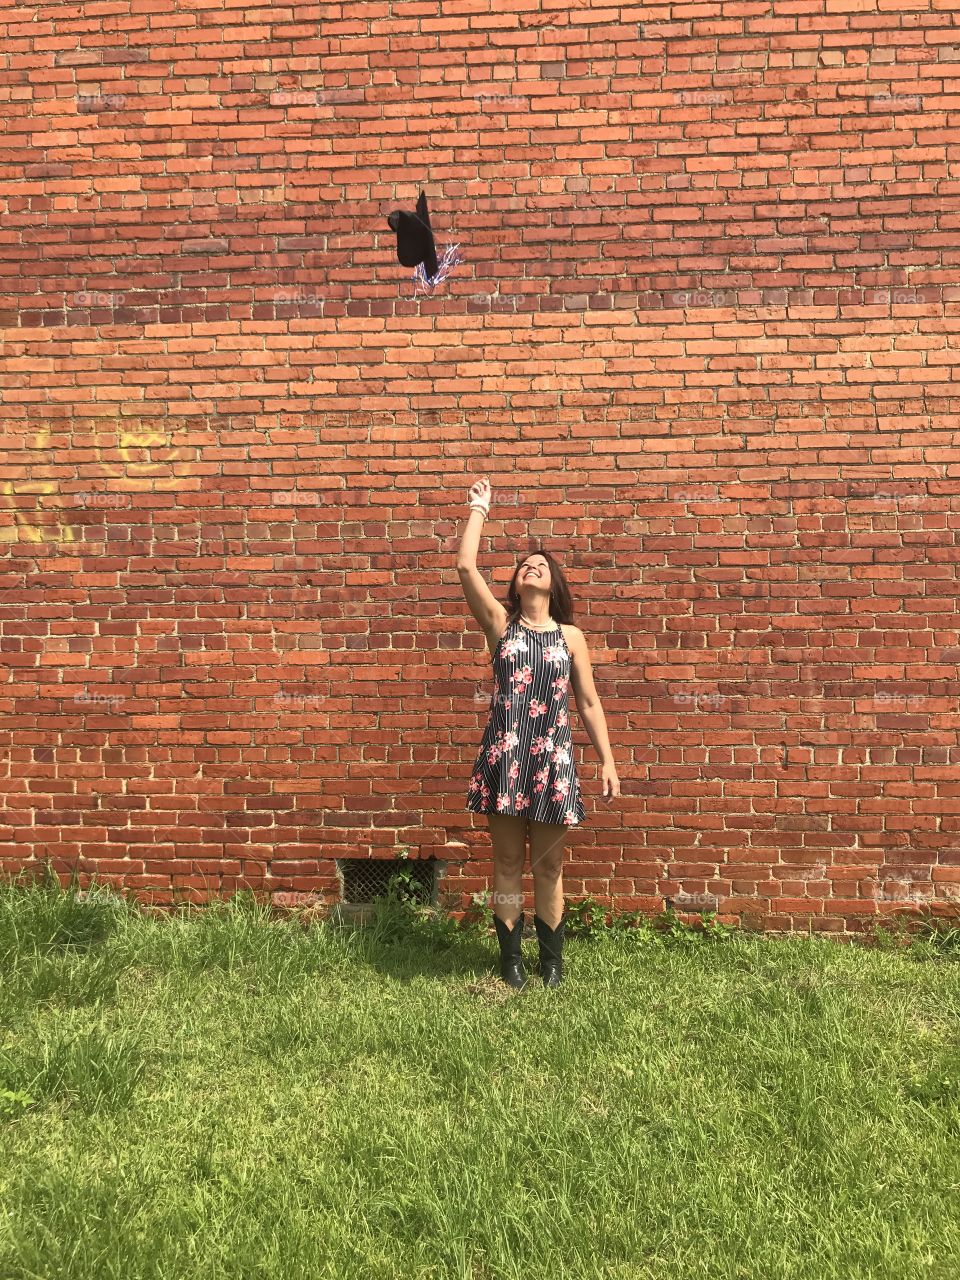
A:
[870,903,960,961]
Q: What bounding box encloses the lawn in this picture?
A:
[1,873,959,1280]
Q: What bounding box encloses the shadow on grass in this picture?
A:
[3,862,959,1000]
[0,862,130,960]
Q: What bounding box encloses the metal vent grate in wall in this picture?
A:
[338,858,437,906]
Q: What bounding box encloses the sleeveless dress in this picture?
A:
[466,617,587,827]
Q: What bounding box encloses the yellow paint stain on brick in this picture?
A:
[116,427,194,491]
[0,479,76,543]
[0,421,196,542]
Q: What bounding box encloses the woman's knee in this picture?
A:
[487,814,527,868]
[530,859,563,886]
[528,822,566,880]
[492,849,525,877]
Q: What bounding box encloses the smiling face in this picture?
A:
[517,552,552,599]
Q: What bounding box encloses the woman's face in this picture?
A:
[516,553,551,596]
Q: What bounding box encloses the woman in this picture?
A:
[457,476,620,990]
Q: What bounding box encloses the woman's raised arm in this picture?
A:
[457,476,507,641]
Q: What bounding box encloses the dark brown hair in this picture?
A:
[503,547,575,626]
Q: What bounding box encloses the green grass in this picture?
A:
[1,871,959,1280]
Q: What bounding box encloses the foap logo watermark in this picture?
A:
[270,89,365,107]
[870,489,925,506]
[873,690,924,710]
[672,690,726,710]
[272,288,324,308]
[490,889,526,910]
[869,93,922,111]
[271,490,317,506]
[669,289,735,309]
[74,491,132,509]
[875,868,935,904]
[853,288,924,306]
[670,889,721,910]
[470,90,526,110]
[271,890,323,907]
[675,90,726,106]
[474,683,494,706]
[71,291,124,309]
[274,690,323,710]
[865,289,926,305]
[466,293,522,312]
[727,285,927,311]
[74,689,125,710]
[74,884,126,908]
[77,93,126,113]
[673,484,721,503]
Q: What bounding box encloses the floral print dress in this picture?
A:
[466,617,587,827]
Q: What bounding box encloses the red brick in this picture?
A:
[0,4,957,936]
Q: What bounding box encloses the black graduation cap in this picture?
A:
[386,190,439,281]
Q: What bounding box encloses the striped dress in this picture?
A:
[466,617,587,827]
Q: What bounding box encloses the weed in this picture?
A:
[0,1088,36,1120]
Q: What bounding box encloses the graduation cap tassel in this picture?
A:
[413,242,464,295]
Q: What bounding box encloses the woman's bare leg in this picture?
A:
[529,819,567,929]
[486,813,527,928]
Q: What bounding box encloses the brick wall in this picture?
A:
[2,1,960,935]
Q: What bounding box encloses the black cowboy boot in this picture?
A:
[493,911,528,990]
[534,912,567,987]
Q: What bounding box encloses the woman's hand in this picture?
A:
[468,476,491,516]
[600,761,620,800]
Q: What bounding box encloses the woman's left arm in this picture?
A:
[566,626,621,800]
